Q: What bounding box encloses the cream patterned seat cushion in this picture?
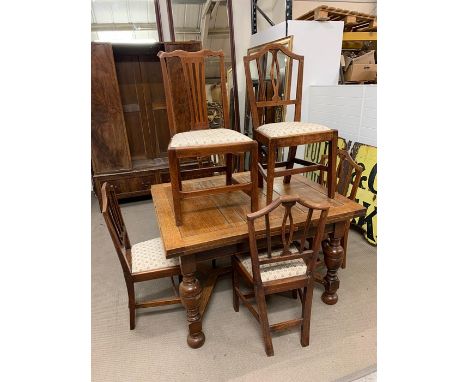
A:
[256,122,330,138]
[236,245,307,283]
[131,238,179,273]
[169,128,252,148]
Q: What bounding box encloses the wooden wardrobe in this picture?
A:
[91,41,202,208]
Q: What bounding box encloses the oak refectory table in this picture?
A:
[151,172,366,349]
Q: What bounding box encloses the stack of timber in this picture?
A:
[297,5,377,32]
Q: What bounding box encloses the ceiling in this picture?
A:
[91,0,231,58]
[91,0,231,81]
[91,0,158,42]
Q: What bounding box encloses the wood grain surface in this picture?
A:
[152,173,366,258]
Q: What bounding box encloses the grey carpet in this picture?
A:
[92,195,376,382]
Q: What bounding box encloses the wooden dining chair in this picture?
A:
[318,148,363,268]
[244,43,338,204]
[101,182,182,330]
[231,195,329,356]
[158,49,258,226]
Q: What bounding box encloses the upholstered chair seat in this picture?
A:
[257,122,330,139]
[131,238,179,273]
[101,183,182,330]
[169,128,252,148]
[236,245,307,282]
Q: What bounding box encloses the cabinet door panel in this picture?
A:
[114,55,157,160]
[91,43,131,173]
[139,57,170,156]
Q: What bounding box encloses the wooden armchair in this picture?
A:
[158,49,258,226]
[244,43,338,204]
[101,182,182,330]
[319,149,363,268]
[231,195,329,356]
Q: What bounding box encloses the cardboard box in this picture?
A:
[352,50,375,65]
[344,63,377,82]
[343,50,376,82]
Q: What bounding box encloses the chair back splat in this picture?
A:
[246,195,329,284]
[319,148,364,201]
[243,43,304,129]
[158,49,230,135]
[101,182,131,275]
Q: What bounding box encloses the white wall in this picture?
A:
[308,85,377,146]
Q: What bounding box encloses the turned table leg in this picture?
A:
[179,256,205,348]
[321,224,345,305]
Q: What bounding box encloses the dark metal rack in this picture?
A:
[251,0,293,35]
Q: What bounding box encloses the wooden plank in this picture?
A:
[342,32,377,41]
[180,182,251,198]
[235,287,260,322]
[274,164,323,177]
[314,9,330,21]
[344,15,357,28]
[198,266,231,317]
[269,318,303,333]
[135,297,180,308]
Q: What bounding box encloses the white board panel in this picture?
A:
[307,85,377,147]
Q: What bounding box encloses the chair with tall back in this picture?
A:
[244,43,338,204]
[318,148,363,268]
[231,195,329,356]
[158,49,258,226]
[101,182,182,329]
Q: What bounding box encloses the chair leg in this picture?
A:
[255,286,274,356]
[292,289,298,299]
[231,260,240,312]
[341,225,349,269]
[127,280,136,330]
[283,146,297,184]
[168,149,182,226]
[226,153,233,185]
[300,282,315,347]
[328,135,338,198]
[250,141,259,211]
[257,144,264,188]
[266,142,276,205]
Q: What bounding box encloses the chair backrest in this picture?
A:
[246,195,329,284]
[319,148,363,200]
[101,182,132,276]
[158,49,230,136]
[243,43,304,129]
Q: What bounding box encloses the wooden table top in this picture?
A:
[151,172,366,258]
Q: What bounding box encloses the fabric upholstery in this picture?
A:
[131,238,179,273]
[169,128,252,148]
[257,122,330,138]
[237,245,307,282]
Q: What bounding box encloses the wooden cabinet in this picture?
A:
[91,43,132,173]
[91,41,202,207]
